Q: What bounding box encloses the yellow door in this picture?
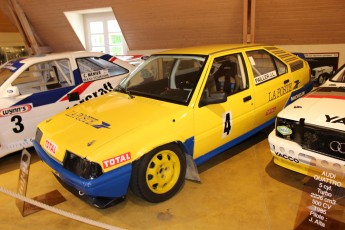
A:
[193,52,255,161]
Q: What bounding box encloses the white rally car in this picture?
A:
[0,51,134,158]
[268,64,345,178]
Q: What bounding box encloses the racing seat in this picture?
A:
[214,60,239,94]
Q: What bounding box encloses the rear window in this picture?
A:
[76,57,129,82]
[246,50,287,85]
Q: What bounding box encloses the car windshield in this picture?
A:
[118,55,207,105]
[330,64,345,83]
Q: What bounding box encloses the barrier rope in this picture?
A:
[0,186,124,230]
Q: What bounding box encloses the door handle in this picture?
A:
[284,79,290,84]
[243,95,252,102]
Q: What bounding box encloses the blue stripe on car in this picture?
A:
[13,86,74,107]
[193,118,275,166]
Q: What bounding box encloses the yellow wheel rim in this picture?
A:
[146,149,181,194]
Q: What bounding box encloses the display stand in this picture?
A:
[294,169,345,230]
[16,149,66,217]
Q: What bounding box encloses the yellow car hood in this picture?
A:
[39,92,190,163]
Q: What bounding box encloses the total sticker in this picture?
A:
[44,139,57,155]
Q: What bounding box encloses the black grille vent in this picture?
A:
[301,125,345,161]
[290,61,304,72]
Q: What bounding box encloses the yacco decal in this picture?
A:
[65,110,111,129]
[59,82,92,102]
[0,104,32,117]
[13,86,74,108]
[102,152,131,169]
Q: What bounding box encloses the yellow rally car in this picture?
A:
[34,44,313,208]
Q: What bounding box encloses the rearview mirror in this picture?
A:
[199,92,227,107]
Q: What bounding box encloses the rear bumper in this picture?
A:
[33,140,132,204]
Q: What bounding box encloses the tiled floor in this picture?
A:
[0,128,335,229]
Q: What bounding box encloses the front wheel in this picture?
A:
[130,144,186,203]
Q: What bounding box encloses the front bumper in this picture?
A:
[33,140,132,207]
[268,130,345,180]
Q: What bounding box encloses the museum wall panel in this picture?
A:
[0,0,244,52]
[255,0,345,45]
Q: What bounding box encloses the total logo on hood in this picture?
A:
[65,111,111,129]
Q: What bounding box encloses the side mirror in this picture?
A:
[199,92,227,107]
[5,86,20,97]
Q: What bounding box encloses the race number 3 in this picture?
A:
[222,112,232,137]
[11,115,24,133]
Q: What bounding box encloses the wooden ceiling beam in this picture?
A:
[7,0,51,54]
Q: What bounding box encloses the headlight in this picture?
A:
[275,117,304,145]
[35,128,43,143]
[63,151,103,179]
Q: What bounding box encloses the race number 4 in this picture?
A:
[222,112,232,138]
[11,115,24,133]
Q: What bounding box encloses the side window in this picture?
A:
[205,53,249,96]
[246,50,287,85]
[76,57,129,82]
[12,59,73,95]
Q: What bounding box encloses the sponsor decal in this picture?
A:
[0,104,32,117]
[65,111,111,129]
[291,91,305,101]
[275,152,299,163]
[102,152,131,169]
[268,83,293,101]
[44,139,57,155]
[277,125,292,135]
[266,106,276,116]
[3,58,25,72]
[254,70,277,85]
[79,82,114,103]
[325,115,345,125]
[81,69,110,82]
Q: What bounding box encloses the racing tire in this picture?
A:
[130,144,186,203]
[317,73,329,85]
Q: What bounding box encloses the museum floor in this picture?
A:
[0,126,337,230]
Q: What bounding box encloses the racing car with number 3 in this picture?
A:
[33,44,313,208]
[0,51,134,157]
[269,63,345,180]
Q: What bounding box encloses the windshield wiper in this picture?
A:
[114,85,135,99]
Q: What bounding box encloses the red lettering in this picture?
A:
[102,152,132,169]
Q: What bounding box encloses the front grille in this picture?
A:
[300,125,345,161]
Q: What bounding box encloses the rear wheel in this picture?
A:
[317,73,329,85]
[130,144,186,203]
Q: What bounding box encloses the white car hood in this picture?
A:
[278,85,345,131]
